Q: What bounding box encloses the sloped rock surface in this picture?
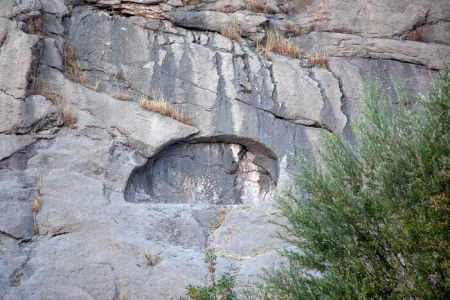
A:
[288,0,449,39]
[0,0,448,299]
[296,32,450,70]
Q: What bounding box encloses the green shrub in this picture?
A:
[181,248,238,300]
[263,69,450,299]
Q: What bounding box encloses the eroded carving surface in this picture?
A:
[125,142,277,204]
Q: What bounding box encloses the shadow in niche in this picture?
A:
[124,137,279,204]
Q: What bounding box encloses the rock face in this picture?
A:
[0,0,448,299]
[125,142,277,204]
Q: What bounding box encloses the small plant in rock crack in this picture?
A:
[31,176,43,214]
[31,176,43,235]
[62,105,77,128]
[145,252,161,267]
[118,288,127,300]
[111,91,132,101]
[180,248,238,300]
[24,16,42,35]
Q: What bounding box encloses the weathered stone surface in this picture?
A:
[0,93,21,133]
[164,9,268,34]
[42,67,199,158]
[41,13,65,35]
[0,94,62,134]
[0,20,39,98]
[328,57,438,144]
[64,7,338,147]
[16,95,63,133]
[0,18,41,133]
[40,0,69,16]
[125,142,276,204]
[296,32,450,70]
[0,149,36,241]
[0,0,41,19]
[289,0,450,40]
[413,22,450,45]
[0,0,448,299]
[41,38,63,69]
[0,134,34,161]
[0,237,31,299]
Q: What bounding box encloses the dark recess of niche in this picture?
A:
[124,137,279,204]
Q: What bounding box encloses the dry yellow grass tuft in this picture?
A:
[24,16,42,35]
[114,68,122,80]
[145,252,161,267]
[63,43,88,85]
[29,81,80,129]
[85,80,100,92]
[30,130,37,139]
[139,95,191,125]
[184,0,201,5]
[111,92,132,101]
[118,289,127,300]
[220,22,242,43]
[284,20,300,36]
[308,50,328,67]
[33,217,40,235]
[247,0,276,14]
[62,105,77,128]
[31,194,41,213]
[256,38,272,59]
[31,176,43,214]
[31,176,43,236]
[239,204,253,211]
[264,31,300,58]
[36,176,43,198]
[211,207,229,231]
[216,2,235,13]
[29,80,61,103]
[277,0,289,14]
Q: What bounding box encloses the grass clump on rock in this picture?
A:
[261,32,300,59]
[220,22,242,43]
[139,94,191,125]
[308,50,328,68]
[247,0,276,14]
[63,43,88,85]
[262,69,450,299]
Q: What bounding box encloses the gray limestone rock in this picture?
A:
[164,9,268,34]
[289,0,450,40]
[0,18,41,133]
[296,32,450,70]
[0,134,34,161]
[0,0,41,19]
[0,0,448,299]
